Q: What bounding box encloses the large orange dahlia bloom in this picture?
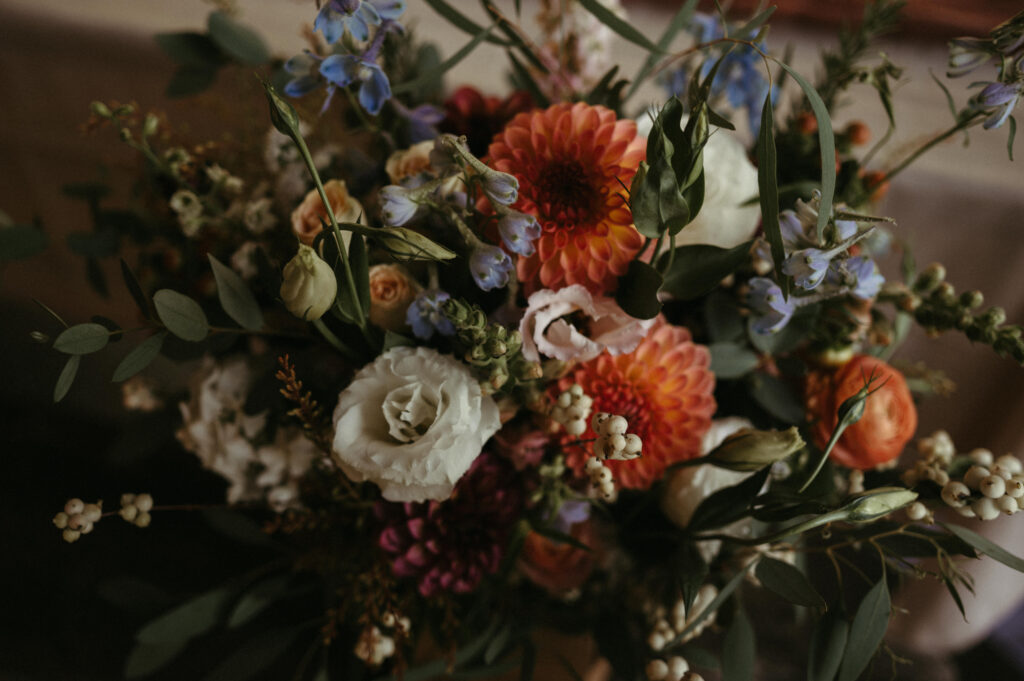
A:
[487,102,646,295]
[558,322,716,490]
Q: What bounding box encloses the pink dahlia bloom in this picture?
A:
[487,102,646,295]
[375,453,523,597]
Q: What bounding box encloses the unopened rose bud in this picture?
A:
[706,426,805,472]
[843,487,918,522]
[280,243,337,321]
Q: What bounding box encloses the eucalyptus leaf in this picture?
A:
[837,576,890,681]
[748,373,804,425]
[125,639,191,680]
[112,332,167,382]
[207,11,270,65]
[660,240,753,301]
[203,627,302,681]
[722,607,755,681]
[136,587,230,644]
[755,93,786,286]
[576,0,662,53]
[484,621,513,665]
[53,355,80,403]
[688,468,770,533]
[755,557,825,608]
[392,24,495,95]
[154,289,210,342]
[166,65,219,98]
[154,31,224,68]
[53,323,110,355]
[709,342,760,379]
[615,260,663,320]
[227,575,291,629]
[0,223,47,260]
[808,610,849,681]
[675,566,748,643]
[121,259,152,319]
[208,254,263,331]
[349,233,371,315]
[944,523,1024,573]
[706,289,745,342]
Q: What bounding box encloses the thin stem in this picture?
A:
[873,111,986,189]
[695,509,849,546]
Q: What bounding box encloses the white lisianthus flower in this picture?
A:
[331,347,500,502]
[636,113,760,249]
[661,417,756,562]
[519,284,655,363]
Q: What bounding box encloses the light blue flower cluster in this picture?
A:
[662,13,775,138]
[748,193,885,335]
[283,0,406,116]
[406,289,455,340]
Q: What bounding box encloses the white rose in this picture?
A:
[519,284,655,363]
[636,113,760,249]
[331,347,500,502]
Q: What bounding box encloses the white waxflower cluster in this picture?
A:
[942,450,1024,520]
[52,498,102,543]
[591,412,643,462]
[550,384,594,436]
[646,584,719,653]
[119,493,154,528]
[646,656,703,681]
[584,456,617,502]
[354,614,410,667]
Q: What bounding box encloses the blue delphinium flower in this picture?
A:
[845,256,885,300]
[551,499,590,533]
[378,185,420,226]
[320,53,392,115]
[748,277,796,334]
[497,211,540,256]
[470,244,514,291]
[390,100,444,143]
[975,81,1021,129]
[283,53,322,97]
[406,289,455,339]
[480,170,519,206]
[947,37,994,78]
[783,248,833,290]
[314,0,406,44]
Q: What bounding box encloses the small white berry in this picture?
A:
[990,464,1015,480]
[67,514,87,530]
[607,433,626,453]
[565,418,587,437]
[906,501,928,521]
[996,454,1024,474]
[954,504,977,518]
[565,405,585,421]
[596,468,613,484]
[607,415,628,435]
[969,448,994,467]
[398,616,411,633]
[668,656,690,677]
[557,392,572,409]
[381,612,396,628]
[79,521,94,535]
[569,384,584,398]
[933,469,950,486]
[134,494,154,512]
[964,465,990,490]
[647,632,666,651]
[52,512,69,529]
[972,497,1001,521]
[980,475,1007,499]
[82,503,102,523]
[585,457,603,474]
[62,528,81,543]
[1006,477,1024,499]
[681,672,705,681]
[120,505,139,522]
[941,481,971,508]
[996,496,1019,515]
[624,433,643,455]
[646,659,669,681]
[591,412,612,434]
[64,498,84,515]
[135,511,152,528]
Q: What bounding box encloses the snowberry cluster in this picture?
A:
[119,493,154,528]
[584,457,617,502]
[550,384,593,436]
[354,613,410,667]
[646,583,719,652]
[646,656,703,681]
[591,412,642,461]
[901,430,955,487]
[941,450,1024,520]
[52,498,102,543]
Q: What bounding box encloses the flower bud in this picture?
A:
[842,487,918,522]
[134,494,154,512]
[90,101,112,118]
[378,185,420,226]
[705,426,805,472]
[280,244,338,320]
[914,263,946,293]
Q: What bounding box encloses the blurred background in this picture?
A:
[2,1,1024,679]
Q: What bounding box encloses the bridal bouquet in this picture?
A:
[17,0,1024,679]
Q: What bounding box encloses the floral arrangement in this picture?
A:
[13,1,1024,679]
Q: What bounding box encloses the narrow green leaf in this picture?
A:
[484,621,513,665]
[422,0,509,45]
[154,31,224,68]
[349,234,371,315]
[0,224,47,260]
[507,50,551,108]
[615,260,663,320]
[709,342,760,379]
[943,576,968,621]
[626,0,699,99]
[674,542,709,616]
[53,355,80,402]
[383,330,415,351]
[944,523,1024,574]
[775,62,836,242]
[53,323,110,355]
[166,65,218,98]
[208,254,263,330]
[734,6,777,40]
[207,11,270,65]
[121,259,152,319]
[576,0,662,54]
[125,639,191,680]
[203,627,301,681]
[808,611,849,681]
[755,93,785,284]
[112,332,166,382]
[675,566,748,643]
[748,372,805,424]
[153,289,209,342]
[227,575,291,629]
[33,298,68,328]
[137,588,230,644]
[688,468,770,533]
[837,577,890,681]
[1007,115,1017,161]
[392,24,495,95]
[722,607,755,681]
[756,557,826,608]
[660,240,753,300]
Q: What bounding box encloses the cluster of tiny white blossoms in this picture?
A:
[354,613,410,666]
[119,493,155,528]
[52,498,103,543]
[550,384,594,436]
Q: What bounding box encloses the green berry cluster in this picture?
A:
[441,298,542,393]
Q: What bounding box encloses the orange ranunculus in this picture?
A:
[518,520,598,596]
[806,354,917,469]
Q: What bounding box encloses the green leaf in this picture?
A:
[775,62,836,242]
[203,627,301,681]
[422,0,509,45]
[755,93,785,285]
[121,259,152,319]
[137,587,230,645]
[688,468,771,533]
[837,576,890,681]
[484,621,513,665]
[154,289,209,342]
[53,355,80,402]
[709,342,760,379]
[0,224,47,260]
[349,233,371,315]
[675,566,748,643]
[207,11,270,65]
[722,607,755,681]
[706,289,745,342]
[1008,115,1017,162]
[383,330,415,351]
[615,260,663,320]
[33,298,68,328]
[112,332,166,382]
[808,610,849,681]
[155,32,224,67]
[53,323,110,355]
[125,639,191,680]
[944,523,1024,574]
[626,0,699,100]
[748,372,805,425]
[673,542,709,616]
[660,240,753,300]
[576,0,662,54]
[227,575,290,629]
[733,6,777,40]
[86,256,109,298]
[755,557,826,608]
[166,65,219,98]
[392,24,496,95]
[208,254,263,331]
[506,51,551,108]
[373,226,457,262]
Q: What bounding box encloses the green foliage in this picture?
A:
[756,93,786,285]
[53,323,110,355]
[421,0,509,46]
[626,0,700,100]
[112,332,167,382]
[227,576,291,629]
[207,11,271,66]
[807,611,850,681]
[0,223,48,260]
[53,355,80,403]
[208,254,263,331]
[615,260,663,320]
[392,24,497,95]
[708,342,760,379]
[748,372,805,424]
[944,523,1024,573]
[576,0,663,54]
[672,542,709,616]
[688,468,771,533]
[154,289,210,342]
[837,576,890,681]
[755,558,825,608]
[659,240,753,301]
[721,607,755,681]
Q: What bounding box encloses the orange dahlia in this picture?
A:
[558,322,716,490]
[487,101,646,295]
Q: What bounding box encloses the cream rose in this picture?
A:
[385,141,434,184]
[331,347,500,502]
[519,284,655,363]
[368,264,422,331]
[291,179,364,246]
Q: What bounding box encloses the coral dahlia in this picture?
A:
[559,322,716,490]
[487,102,646,295]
